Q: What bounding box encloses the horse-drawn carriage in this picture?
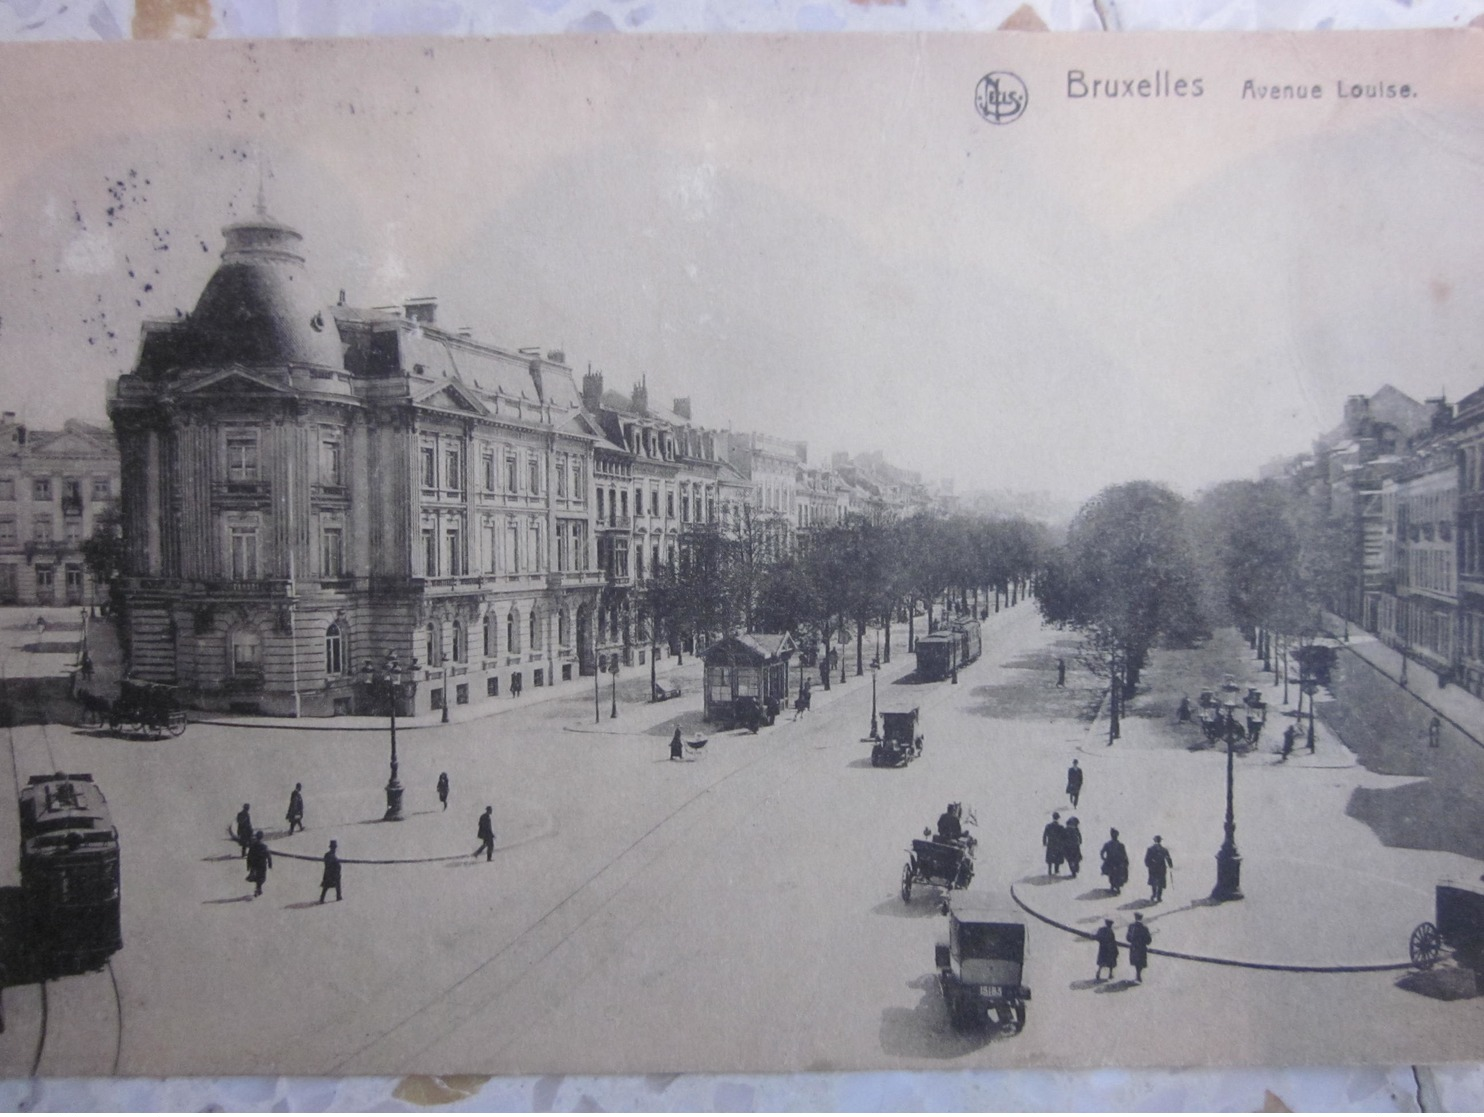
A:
[872,708,923,767]
[80,679,187,738]
[1409,879,1484,993]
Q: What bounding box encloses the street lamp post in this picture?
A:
[869,659,879,740]
[361,651,413,822]
[610,658,619,719]
[1211,699,1245,902]
[441,664,450,724]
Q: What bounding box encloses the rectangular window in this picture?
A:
[508,523,520,573]
[571,460,582,503]
[32,478,51,501]
[682,490,691,522]
[421,446,437,489]
[557,523,569,572]
[62,479,82,509]
[32,517,52,542]
[487,676,499,697]
[229,527,258,580]
[572,523,585,570]
[446,528,463,577]
[505,451,518,494]
[486,523,499,574]
[422,528,438,576]
[226,436,258,482]
[483,452,496,492]
[34,564,53,601]
[556,454,568,498]
[0,519,14,544]
[0,479,13,500]
[650,489,659,517]
[91,478,110,501]
[446,449,462,492]
[321,527,344,576]
[530,523,542,571]
[320,437,343,486]
[597,489,605,520]
[64,520,83,544]
[528,454,541,494]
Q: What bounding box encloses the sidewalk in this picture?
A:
[1320,611,1483,751]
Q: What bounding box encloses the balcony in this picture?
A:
[597,515,632,532]
[61,496,84,517]
[547,570,606,589]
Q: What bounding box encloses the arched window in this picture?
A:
[452,620,467,663]
[530,608,542,651]
[483,612,496,657]
[230,628,262,675]
[426,622,441,667]
[325,622,344,676]
[507,609,520,653]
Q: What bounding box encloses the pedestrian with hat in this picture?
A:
[1127,913,1153,982]
[1042,811,1066,876]
[1145,835,1174,903]
[319,840,342,903]
[1094,918,1120,982]
[1063,817,1083,878]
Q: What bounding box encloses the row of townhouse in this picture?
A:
[1301,384,1484,699]
[0,417,119,608]
[107,204,948,716]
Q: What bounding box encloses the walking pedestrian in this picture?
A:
[1063,816,1083,878]
[1127,913,1152,982]
[1144,835,1174,903]
[1056,658,1066,687]
[1429,716,1442,749]
[285,783,305,834]
[245,830,272,897]
[1065,759,1083,808]
[318,840,342,902]
[1176,695,1192,723]
[235,803,254,857]
[1094,918,1119,981]
[1281,724,1296,761]
[1100,828,1129,895]
[1042,811,1066,876]
[475,805,496,861]
[437,771,450,810]
[669,726,684,760]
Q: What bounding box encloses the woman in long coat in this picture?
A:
[319,840,342,902]
[1063,817,1083,878]
[1126,913,1152,982]
[1094,918,1119,981]
[1100,828,1129,895]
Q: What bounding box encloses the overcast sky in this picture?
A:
[2,33,1482,506]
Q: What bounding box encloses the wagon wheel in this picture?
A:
[1409,922,1442,969]
[900,863,913,903]
[167,710,187,737]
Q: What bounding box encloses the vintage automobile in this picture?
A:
[901,805,977,910]
[872,707,924,767]
[935,891,1030,1033]
[1409,878,1484,993]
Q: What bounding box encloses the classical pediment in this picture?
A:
[175,367,294,397]
[414,382,487,416]
[29,431,112,457]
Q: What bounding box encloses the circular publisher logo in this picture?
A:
[975,71,1028,124]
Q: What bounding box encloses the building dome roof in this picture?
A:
[177,212,344,370]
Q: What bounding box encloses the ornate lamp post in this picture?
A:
[610,656,620,719]
[869,658,880,740]
[1211,698,1245,902]
[361,651,415,822]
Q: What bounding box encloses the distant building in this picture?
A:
[1453,386,1484,697]
[108,206,604,716]
[0,416,119,607]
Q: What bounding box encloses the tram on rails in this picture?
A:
[18,772,122,974]
[915,618,983,681]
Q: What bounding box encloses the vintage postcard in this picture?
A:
[0,31,1481,1077]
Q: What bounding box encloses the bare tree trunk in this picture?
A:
[883,612,891,663]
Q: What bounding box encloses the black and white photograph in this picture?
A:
[0,29,1481,1079]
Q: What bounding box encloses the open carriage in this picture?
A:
[106,679,187,738]
[1409,879,1484,993]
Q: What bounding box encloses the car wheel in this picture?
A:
[900,864,913,903]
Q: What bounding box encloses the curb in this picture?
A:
[1008,883,1412,974]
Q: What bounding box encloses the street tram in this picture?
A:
[915,618,983,681]
[19,772,123,973]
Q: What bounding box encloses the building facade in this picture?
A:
[108,208,604,716]
[1453,386,1484,697]
[0,417,120,607]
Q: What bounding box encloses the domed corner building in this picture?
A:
[107,205,607,716]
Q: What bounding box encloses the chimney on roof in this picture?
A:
[1343,395,1369,434]
[546,349,566,365]
[582,371,604,413]
[631,376,649,415]
[403,297,437,325]
[338,289,347,306]
[672,397,692,420]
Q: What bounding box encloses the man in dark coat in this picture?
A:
[936,803,964,844]
[286,784,305,834]
[437,772,450,810]
[1065,760,1083,808]
[319,840,342,902]
[1042,811,1066,875]
[1281,724,1297,761]
[1063,817,1083,878]
[235,804,254,857]
[1126,912,1152,982]
[245,830,272,897]
[1100,828,1129,895]
[475,806,496,861]
[1145,835,1174,903]
[1094,918,1120,981]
